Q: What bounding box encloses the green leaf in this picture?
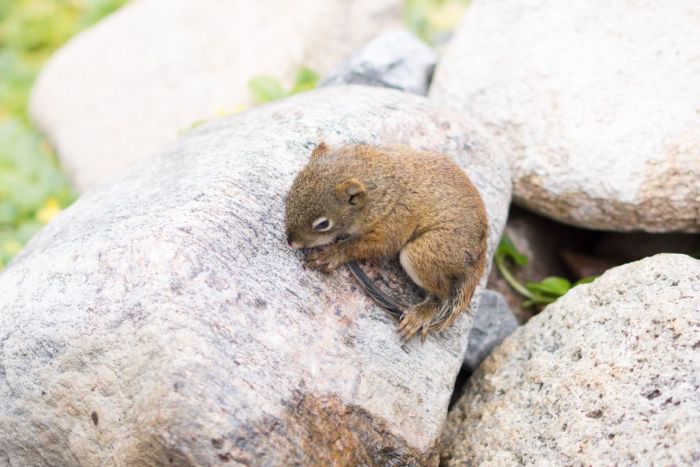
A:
[289,67,319,95]
[248,75,286,103]
[496,234,529,266]
[575,276,597,285]
[526,276,572,297]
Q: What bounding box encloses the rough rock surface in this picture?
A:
[430,0,700,232]
[320,30,437,96]
[462,290,518,374]
[0,86,510,466]
[442,254,700,466]
[30,0,402,192]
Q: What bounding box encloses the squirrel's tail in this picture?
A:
[430,257,486,332]
[348,256,486,332]
[347,261,405,318]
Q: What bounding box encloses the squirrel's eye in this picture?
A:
[312,217,333,232]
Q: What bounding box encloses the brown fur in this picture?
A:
[285,143,488,341]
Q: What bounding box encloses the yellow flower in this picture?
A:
[36,197,61,224]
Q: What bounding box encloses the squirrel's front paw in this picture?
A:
[305,248,344,272]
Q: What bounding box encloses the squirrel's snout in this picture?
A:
[287,232,304,249]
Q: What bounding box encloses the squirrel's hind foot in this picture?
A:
[399,295,440,342]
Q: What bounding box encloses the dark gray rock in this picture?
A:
[320,30,437,95]
[463,290,518,373]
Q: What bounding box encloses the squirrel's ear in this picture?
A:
[335,178,367,207]
[311,142,330,159]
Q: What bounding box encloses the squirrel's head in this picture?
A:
[285,142,370,249]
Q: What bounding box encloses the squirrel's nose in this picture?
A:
[286,232,300,248]
[287,234,304,249]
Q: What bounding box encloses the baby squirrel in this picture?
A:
[285,142,488,341]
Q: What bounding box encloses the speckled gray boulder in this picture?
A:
[463,290,518,374]
[430,0,700,232]
[0,86,510,466]
[30,0,402,192]
[320,30,437,95]
[441,254,700,466]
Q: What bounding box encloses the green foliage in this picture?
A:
[403,0,470,44]
[495,234,597,308]
[79,0,129,28]
[0,118,67,268]
[526,276,572,297]
[289,67,320,95]
[496,234,529,267]
[248,66,320,104]
[404,0,430,42]
[180,67,320,134]
[248,76,286,104]
[0,0,128,269]
[0,49,36,118]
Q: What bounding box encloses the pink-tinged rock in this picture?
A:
[0,86,510,465]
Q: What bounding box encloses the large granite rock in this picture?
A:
[442,254,700,466]
[30,0,402,192]
[320,30,437,95]
[0,86,510,466]
[430,0,700,232]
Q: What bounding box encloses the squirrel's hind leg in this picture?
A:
[397,232,457,342]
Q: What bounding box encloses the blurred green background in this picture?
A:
[0,0,466,270]
[0,0,127,268]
